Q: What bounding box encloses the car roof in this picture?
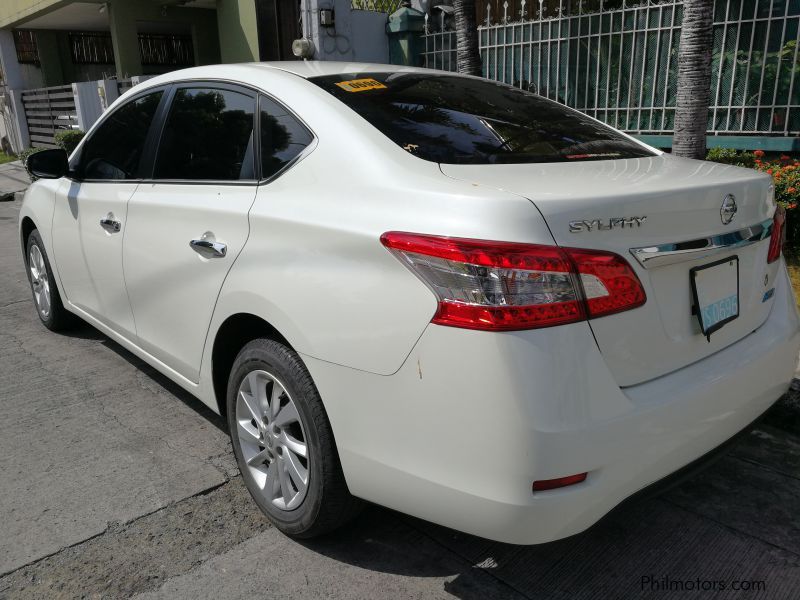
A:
[116,61,477,121]
[246,61,436,79]
[131,61,453,98]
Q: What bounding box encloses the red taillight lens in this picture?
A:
[380,232,646,331]
[565,248,648,318]
[767,205,786,264]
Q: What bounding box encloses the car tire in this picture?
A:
[227,338,362,537]
[26,229,74,331]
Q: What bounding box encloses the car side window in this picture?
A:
[154,87,255,181]
[77,91,163,180]
[260,95,313,180]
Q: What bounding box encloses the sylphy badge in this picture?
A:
[569,216,647,232]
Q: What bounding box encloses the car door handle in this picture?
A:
[190,239,227,258]
[99,217,121,232]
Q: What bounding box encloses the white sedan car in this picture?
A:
[19,62,800,544]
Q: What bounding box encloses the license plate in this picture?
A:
[690,256,739,340]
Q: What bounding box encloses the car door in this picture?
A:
[123,83,258,382]
[51,89,167,338]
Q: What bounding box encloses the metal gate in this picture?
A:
[21,84,78,148]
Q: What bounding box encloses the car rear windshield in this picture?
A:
[308,72,654,165]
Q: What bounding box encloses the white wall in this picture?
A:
[0,30,30,151]
[350,10,389,64]
[303,0,389,64]
[73,64,117,82]
[18,63,44,89]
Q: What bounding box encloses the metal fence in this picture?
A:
[20,84,77,148]
[422,0,800,140]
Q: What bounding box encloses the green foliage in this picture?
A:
[19,130,83,182]
[54,129,85,155]
[18,147,45,181]
[705,147,756,168]
[707,149,800,254]
[351,0,403,12]
[712,40,799,131]
[18,146,44,165]
[753,152,800,252]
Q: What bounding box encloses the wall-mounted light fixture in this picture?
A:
[291,38,315,59]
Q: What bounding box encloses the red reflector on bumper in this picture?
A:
[532,473,587,492]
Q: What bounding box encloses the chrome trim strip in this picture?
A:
[630,219,773,269]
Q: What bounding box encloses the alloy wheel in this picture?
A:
[29,244,51,319]
[235,369,310,510]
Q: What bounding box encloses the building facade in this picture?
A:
[0,0,394,152]
[0,1,797,153]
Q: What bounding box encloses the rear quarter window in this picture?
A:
[309,72,654,165]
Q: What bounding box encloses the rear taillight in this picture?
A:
[380,232,646,331]
[566,248,648,318]
[767,205,786,264]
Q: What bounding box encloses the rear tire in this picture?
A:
[227,338,362,537]
[26,229,74,331]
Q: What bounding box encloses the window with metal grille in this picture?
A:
[70,32,115,64]
[13,30,39,65]
[68,32,195,66]
[138,34,194,66]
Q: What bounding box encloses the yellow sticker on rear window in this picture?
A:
[335,78,387,92]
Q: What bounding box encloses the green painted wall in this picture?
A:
[105,0,221,78]
[0,0,67,28]
[3,0,227,82]
[55,31,75,84]
[109,0,141,78]
[636,135,800,152]
[216,0,259,63]
[34,30,63,86]
[190,9,221,67]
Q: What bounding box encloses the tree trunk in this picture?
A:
[453,0,482,76]
[672,0,714,159]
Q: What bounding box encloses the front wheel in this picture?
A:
[26,229,74,331]
[227,338,362,537]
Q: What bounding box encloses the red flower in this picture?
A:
[767,169,773,175]
[788,188,797,194]
[781,155,791,162]
[789,203,798,209]
[754,150,765,158]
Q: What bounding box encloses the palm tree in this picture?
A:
[453,0,482,76]
[672,0,714,159]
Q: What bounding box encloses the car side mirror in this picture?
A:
[25,148,69,179]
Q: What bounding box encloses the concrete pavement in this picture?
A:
[0,162,29,201]
[1,189,799,599]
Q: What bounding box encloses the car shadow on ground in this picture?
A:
[52,321,106,341]
[60,319,227,433]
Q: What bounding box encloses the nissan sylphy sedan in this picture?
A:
[19,62,799,544]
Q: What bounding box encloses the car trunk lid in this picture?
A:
[440,155,778,387]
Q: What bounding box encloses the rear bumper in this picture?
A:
[303,265,800,545]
